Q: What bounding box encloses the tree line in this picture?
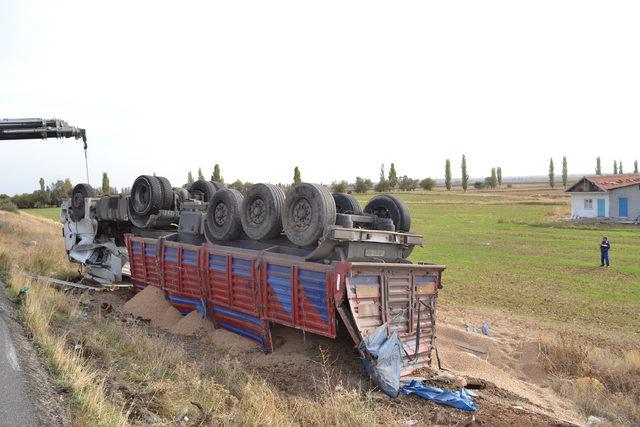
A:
[2,172,120,209]
[546,156,639,189]
[594,157,638,176]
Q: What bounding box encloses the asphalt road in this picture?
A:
[0,297,37,426]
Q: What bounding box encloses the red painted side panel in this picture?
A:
[262,255,336,338]
[202,245,270,351]
[125,234,161,292]
[160,241,204,314]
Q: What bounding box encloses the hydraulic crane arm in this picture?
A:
[0,118,87,149]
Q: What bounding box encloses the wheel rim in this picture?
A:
[248,198,266,225]
[291,198,312,230]
[134,183,150,211]
[371,206,390,219]
[214,202,228,226]
[72,192,84,209]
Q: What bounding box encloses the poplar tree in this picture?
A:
[39,177,45,192]
[619,160,623,174]
[489,168,497,189]
[388,163,398,188]
[198,168,205,181]
[613,160,618,175]
[102,172,110,194]
[497,167,502,187]
[187,171,194,185]
[461,155,469,192]
[595,157,601,175]
[63,178,73,196]
[562,156,568,188]
[548,158,555,189]
[445,159,452,191]
[634,160,638,174]
[293,166,301,185]
[212,164,223,184]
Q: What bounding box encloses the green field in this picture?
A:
[23,190,640,340]
[22,207,61,221]
[356,189,640,341]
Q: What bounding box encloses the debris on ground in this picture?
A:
[400,380,478,412]
[359,323,403,397]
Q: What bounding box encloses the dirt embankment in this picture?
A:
[102,286,583,426]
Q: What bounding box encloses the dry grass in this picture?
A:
[539,334,640,425]
[0,199,18,213]
[0,209,385,425]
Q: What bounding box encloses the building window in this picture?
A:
[584,199,593,209]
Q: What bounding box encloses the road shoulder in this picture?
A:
[0,284,70,426]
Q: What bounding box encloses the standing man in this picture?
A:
[600,236,611,267]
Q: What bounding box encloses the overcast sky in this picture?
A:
[1,1,639,194]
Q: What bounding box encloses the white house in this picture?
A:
[566,174,640,220]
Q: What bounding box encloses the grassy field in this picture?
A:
[355,187,640,342]
[22,207,61,221]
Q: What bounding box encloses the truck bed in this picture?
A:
[125,233,444,375]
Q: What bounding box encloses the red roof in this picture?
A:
[583,174,640,191]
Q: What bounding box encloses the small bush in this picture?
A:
[419,178,435,191]
[330,180,348,193]
[398,176,418,191]
[0,200,18,213]
[354,177,373,194]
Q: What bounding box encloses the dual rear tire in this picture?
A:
[204,188,244,242]
[129,175,175,218]
[282,183,336,247]
[363,194,411,232]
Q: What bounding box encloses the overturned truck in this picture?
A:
[61,176,445,376]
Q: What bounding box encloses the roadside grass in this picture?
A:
[0,211,127,426]
[0,210,386,425]
[21,207,61,221]
[539,334,640,425]
[0,199,19,213]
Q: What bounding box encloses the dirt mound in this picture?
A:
[123,286,168,319]
[123,286,182,330]
[169,310,214,336]
[436,323,582,425]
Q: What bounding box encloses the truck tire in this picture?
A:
[210,181,224,191]
[71,183,94,221]
[332,193,363,215]
[283,183,336,247]
[130,175,163,216]
[156,176,174,210]
[190,180,216,203]
[205,188,244,242]
[385,194,411,232]
[240,183,285,240]
[364,194,411,232]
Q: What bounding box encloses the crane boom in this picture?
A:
[0,118,87,148]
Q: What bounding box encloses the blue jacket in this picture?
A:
[600,241,611,254]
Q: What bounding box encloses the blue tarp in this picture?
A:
[400,380,478,412]
[359,324,403,397]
